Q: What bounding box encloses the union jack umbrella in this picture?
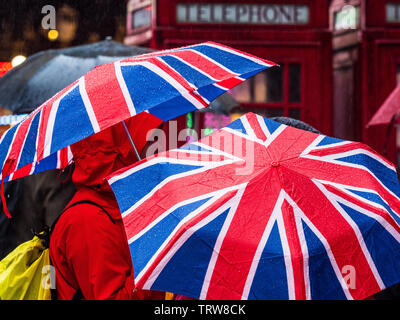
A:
[107,112,400,300]
[0,42,276,217]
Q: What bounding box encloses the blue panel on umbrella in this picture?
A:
[159,55,228,103]
[188,44,267,75]
[150,208,230,298]
[110,162,203,214]
[338,202,400,289]
[248,222,288,300]
[302,220,348,300]
[195,84,226,103]
[17,112,40,170]
[344,188,400,226]
[335,153,400,198]
[129,197,212,277]
[33,152,58,174]
[263,118,283,135]
[160,55,214,88]
[147,94,197,122]
[121,65,186,115]
[226,118,246,134]
[50,85,95,155]
[316,136,345,147]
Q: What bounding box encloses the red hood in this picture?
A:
[70,112,162,193]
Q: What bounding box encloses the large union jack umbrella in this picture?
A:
[0,43,275,206]
[107,112,400,300]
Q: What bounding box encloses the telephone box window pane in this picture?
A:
[132,6,151,29]
[289,108,301,120]
[231,67,283,103]
[230,80,251,103]
[387,3,400,23]
[254,71,267,103]
[289,64,301,103]
[264,108,284,117]
[266,67,283,102]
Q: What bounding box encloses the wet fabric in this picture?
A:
[107,112,400,300]
[0,235,51,300]
[50,112,163,300]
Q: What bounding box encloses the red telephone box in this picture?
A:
[125,0,332,139]
[331,0,400,164]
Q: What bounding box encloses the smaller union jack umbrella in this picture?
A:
[0,42,276,217]
[107,112,400,300]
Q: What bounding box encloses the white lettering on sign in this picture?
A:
[334,5,359,30]
[387,3,400,23]
[176,3,309,25]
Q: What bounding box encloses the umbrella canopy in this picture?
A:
[0,42,276,191]
[107,112,400,300]
[0,39,153,114]
[367,84,400,127]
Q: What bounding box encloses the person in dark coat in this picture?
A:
[49,112,165,300]
[0,168,76,260]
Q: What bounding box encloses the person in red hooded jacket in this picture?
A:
[49,112,165,300]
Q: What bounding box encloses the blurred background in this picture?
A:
[1,0,400,165]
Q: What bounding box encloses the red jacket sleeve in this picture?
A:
[51,204,136,300]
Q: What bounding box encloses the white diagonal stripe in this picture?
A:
[200,186,246,300]
[114,60,136,116]
[79,77,100,133]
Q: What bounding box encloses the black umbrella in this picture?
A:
[271,116,321,134]
[0,38,153,114]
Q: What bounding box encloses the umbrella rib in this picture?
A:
[122,120,141,161]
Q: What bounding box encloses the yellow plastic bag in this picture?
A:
[0,236,52,300]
